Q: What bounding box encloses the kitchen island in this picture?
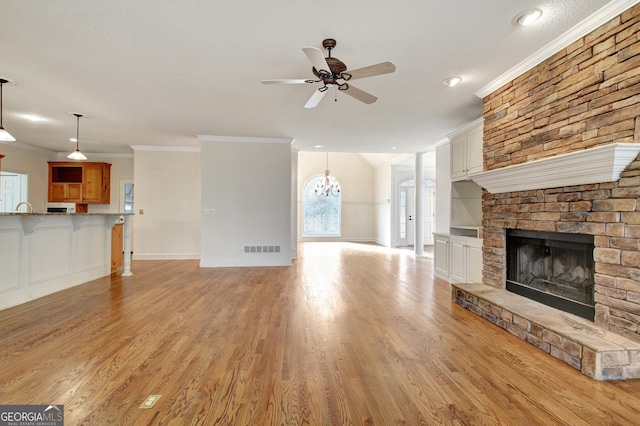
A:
[0,213,133,310]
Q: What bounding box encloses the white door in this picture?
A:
[407,188,415,246]
[0,172,27,212]
[398,187,413,247]
[398,181,435,247]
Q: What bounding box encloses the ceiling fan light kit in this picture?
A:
[261,38,396,108]
[0,77,17,142]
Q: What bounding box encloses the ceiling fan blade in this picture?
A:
[302,46,331,74]
[346,61,396,80]
[261,79,310,85]
[343,85,377,104]
[304,89,327,109]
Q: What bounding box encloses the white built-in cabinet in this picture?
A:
[433,119,484,284]
[449,235,483,283]
[433,233,450,280]
[451,124,483,180]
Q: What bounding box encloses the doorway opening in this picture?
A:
[398,178,435,247]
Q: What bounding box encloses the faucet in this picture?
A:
[15,202,33,213]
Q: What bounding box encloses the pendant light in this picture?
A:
[67,113,87,160]
[0,78,16,142]
[314,152,341,197]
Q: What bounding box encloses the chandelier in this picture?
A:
[314,152,341,197]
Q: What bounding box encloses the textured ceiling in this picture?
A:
[0,0,626,161]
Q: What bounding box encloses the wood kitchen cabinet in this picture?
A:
[48,162,111,204]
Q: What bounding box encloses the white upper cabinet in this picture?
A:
[451,123,483,180]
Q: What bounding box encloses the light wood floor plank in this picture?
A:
[1,242,640,425]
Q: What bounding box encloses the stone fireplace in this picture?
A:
[506,229,595,321]
[451,3,640,380]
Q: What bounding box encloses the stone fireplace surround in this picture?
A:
[450,4,640,380]
[452,145,640,380]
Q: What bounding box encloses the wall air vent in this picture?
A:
[243,245,281,254]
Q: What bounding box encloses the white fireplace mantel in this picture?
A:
[470,143,640,194]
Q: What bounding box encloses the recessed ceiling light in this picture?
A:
[515,8,543,26]
[443,76,462,87]
[314,145,324,148]
[391,146,397,150]
[69,137,77,142]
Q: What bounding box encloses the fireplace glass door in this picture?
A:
[506,229,595,320]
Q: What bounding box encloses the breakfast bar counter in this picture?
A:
[0,213,133,310]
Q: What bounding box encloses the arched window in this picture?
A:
[302,176,341,236]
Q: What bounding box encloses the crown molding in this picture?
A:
[53,151,134,160]
[433,138,451,148]
[197,135,294,144]
[446,117,484,140]
[0,140,55,155]
[476,0,640,99]
[130,145,200,152]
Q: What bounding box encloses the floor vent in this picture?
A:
[244,245,280,254]
[139,395,161,409]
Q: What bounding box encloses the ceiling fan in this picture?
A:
[261,38,396,108]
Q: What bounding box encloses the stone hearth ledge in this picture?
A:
[451,282,640,380]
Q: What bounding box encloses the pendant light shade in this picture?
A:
[67,113,87,160]
[0,78,16,142]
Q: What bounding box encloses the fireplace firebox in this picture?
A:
[506,229,595,321]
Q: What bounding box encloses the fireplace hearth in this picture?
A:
[506,229,595,321]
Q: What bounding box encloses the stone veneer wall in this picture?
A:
[481,4,640,343]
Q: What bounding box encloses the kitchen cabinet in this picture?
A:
[451,123,483,180]
[48,162,111,204]
[433,233,450,280]
[449,235,483,284]
[50,182,83,202]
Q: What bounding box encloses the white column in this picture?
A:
[122,214,133,276]
[291,150,299,259]
[415,152,425,257]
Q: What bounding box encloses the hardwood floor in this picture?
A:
[1,242,640,425]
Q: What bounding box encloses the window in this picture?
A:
[124,183,134,214]
[303,176,341,236]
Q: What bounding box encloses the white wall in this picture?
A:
[298,152,375,242]
[200,139,291,267]
[435,142,451,234]
[374,163,391,246]
[0,142,50,212]
[133,147,201,259]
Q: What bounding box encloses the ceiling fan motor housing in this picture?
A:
[313,57,347,82]
[312,38,349,85]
